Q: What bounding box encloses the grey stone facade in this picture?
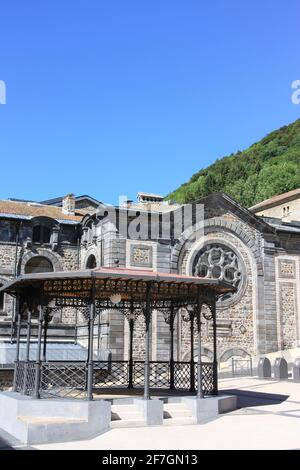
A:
[1,191,300,364]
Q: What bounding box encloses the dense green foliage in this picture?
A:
[167,119,300,207]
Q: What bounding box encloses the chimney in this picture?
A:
[62,193,75,215]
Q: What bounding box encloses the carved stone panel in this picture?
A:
[278,259,296,279]
[130,245,153,268]
[280,282,297,349]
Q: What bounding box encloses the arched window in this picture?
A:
[86,254,97,269]
[32,225,51,244]
[0,283,4,311]
[25,256,54,274]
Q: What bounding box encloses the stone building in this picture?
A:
[0,189,300,366]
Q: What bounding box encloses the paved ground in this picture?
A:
[6,377,300,450]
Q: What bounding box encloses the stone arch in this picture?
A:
[20,249,63,274]
[0,276,9,312]
[219,348,251,363]
[86,254,97,269]
[182,346,213,362]
[171,218,263,275]
[173,217,261,356]
[81,247,101,270]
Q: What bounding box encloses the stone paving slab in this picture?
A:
[32,377,300,450]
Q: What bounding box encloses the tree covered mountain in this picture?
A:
[167,118,300,207]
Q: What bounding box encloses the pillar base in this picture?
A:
[183,395,237,424]
[134,398,163,426]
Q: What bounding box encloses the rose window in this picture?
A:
[193,244,243,302]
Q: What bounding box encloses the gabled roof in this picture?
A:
[190,192,276,234]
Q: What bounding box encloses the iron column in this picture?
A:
[34,304,44,399]
[212,296,218,395]
[42,309,50,362]
[189,310,195,392]
[143,282,152,400]
[197,290,204,399]
[128,300,135,389]
[87,277,96,401]
[12,296,21,392]
[22,308,32,395]
[169,304,175,390]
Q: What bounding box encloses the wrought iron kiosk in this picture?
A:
[1,268,235,401]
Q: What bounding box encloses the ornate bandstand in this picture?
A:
[0,268,235,401]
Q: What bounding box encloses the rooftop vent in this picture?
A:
[62,194,75,215]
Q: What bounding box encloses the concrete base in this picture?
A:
[0,392,111,445]
[133,398,164,426]
[183,395,237,424]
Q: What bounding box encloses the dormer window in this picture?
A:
[32,225,51,244]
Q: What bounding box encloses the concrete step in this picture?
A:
[164,409,192,418]
[18,416,86,425]
[163,403,193,419]
[111,411,143,421]
[111,404,144,422]
[110,419,147,429]
[163,417,196,426]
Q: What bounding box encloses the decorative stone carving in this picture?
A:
[278,259,296,279]
[280,283,297,349]
[193,243,243,302]
[130,245,153,268]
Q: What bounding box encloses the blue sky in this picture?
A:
[0,1,299,205]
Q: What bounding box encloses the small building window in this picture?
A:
[283,206,291,218]
[25,256,54,274]
[32,225,51,244]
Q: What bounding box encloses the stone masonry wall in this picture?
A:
[179,215,259,361]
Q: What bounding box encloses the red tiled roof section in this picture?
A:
[93,266,232,285]
[0,200,84,222]
[249,188,300,212]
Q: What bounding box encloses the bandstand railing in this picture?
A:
[14,359,217,399]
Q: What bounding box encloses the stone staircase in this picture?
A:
[111,404,146,428]
[163,402,195,426]
[110,400,195,428]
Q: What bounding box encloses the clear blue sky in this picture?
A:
[0,1,299,205]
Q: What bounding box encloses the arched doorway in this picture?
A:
[86,254,97,269]
[24,256,54,274]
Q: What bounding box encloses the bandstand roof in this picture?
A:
[0,267,235,302]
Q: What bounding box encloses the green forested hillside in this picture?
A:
[167,118,300,207]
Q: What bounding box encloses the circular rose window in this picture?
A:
[193,243,243,303]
